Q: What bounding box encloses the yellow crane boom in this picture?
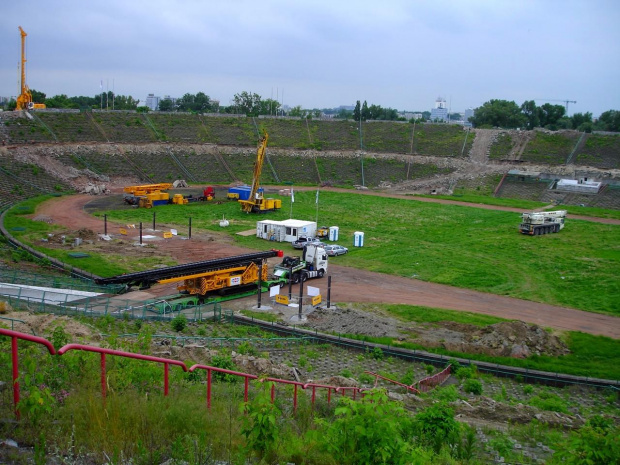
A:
[16,26,46,111]
[239,132,281,213]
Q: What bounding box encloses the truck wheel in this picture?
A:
[318,269,325,278]
[301,273,308,282]
[292,273,300,284]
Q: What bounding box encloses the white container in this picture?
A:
[353,231,364,247]
[329,226,339,241]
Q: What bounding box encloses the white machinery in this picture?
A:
[272,244,328,284]
[519,210,567,235]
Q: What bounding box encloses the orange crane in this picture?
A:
[16,26,46,111]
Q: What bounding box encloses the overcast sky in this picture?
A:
[1,0,619,115]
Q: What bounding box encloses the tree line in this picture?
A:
[469,99,620,132]
[2,90,618,132]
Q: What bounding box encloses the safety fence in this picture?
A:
[0,287,225,324]
[0,268,119,294]
[1,328,368,420]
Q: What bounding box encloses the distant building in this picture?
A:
[399,112,423,120]
[145,94,160,111]
[464,108,474,127]
[430,97,448,122]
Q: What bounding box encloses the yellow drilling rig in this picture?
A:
[16,26,46,111]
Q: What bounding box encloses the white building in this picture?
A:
[145,94,160,111]
[256,220,317,242]
[430,97,449,122]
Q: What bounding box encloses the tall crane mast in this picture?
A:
[239,132,281,213]
[15,26,45,111]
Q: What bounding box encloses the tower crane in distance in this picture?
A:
[535,99,576,114]
[16,26,46,111]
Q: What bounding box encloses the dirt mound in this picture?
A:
[305,306,569,359]
[3,311,97,340]
[306,305,402,339]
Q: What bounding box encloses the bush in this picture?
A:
[435,385,460,402]
[455,366,477,380]
[210,354,238,382]
[529,391,568,413]
[463,379,483,395]
[171,314,187,332]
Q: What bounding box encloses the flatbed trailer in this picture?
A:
[95,250,283,299]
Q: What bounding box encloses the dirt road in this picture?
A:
[33,193,620,339]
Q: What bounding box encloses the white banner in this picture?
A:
[307,286,320,296]
[270,285,279,297]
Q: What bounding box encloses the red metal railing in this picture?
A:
[2,328,366,419]
[1,328,56,419]
[57,344,188,400]
[364,371,421,394]
[416,365,452,392]
[189,364,365,410]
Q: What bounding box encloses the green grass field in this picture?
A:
[6,192,620,315]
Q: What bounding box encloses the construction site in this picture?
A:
[1,24,619,465]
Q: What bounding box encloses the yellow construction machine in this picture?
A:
[123,183,173,208]
[16,26,46,111]
[239,132,282,213]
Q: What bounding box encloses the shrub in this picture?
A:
[171,314,187,332]
[529,391,568,413]
[210,354,238,382]
[358,372,375,385]
[435,385,460,402]
[237,341,256,356]
[413,402,460,453]
[314,389,414,465]
[463,379,483,395]
[523,384,534,395]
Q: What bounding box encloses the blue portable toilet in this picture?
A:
[329,226,339,241]
[353,231,364,247]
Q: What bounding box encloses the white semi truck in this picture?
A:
[519,210,567,235]
[272,244,328,284]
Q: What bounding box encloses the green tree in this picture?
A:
[470,99,526,129]
[537,103,565,129]
[595,110,620,132]
[45,94,77,109]
[158,98,174,112]
[353,100,361,122]
[361,100,370,121]
[260,98,281,116]
[521,100,540,129]
[232,91,262,116]
[30,88,46,104]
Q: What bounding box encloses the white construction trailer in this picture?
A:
[256,219,317,242]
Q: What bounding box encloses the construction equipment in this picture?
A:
[123,183,173,208]
[272,244,328,284]
[202,186,215,201]
[519,210,567,235]
[238,132,282,213]
[95,250,284,298]
[316,226,329,238]
[16,26,46,111]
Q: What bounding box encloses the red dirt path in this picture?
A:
[35,193,620,339]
